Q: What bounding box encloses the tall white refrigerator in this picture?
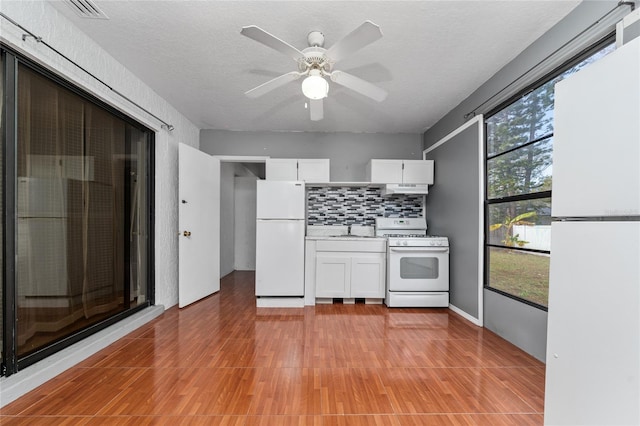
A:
[255,180,306,296]
[544,38,640,425]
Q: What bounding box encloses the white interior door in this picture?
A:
[178,143,220,308]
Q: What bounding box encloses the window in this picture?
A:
[2,49,154,376]
[485,41,615,309]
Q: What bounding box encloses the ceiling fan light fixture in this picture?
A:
[301,73,328,100]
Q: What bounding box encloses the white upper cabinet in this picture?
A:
[297,159,330,182]
[265,159,298,180]
[402,160,434,184]
[366,159,403,184]
[266,158,330,182]
[367,159,434,184]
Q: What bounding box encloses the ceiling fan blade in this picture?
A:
[310,99,324,121]
[326,21,383,63]
[241,25,306,62]
[245,71,302,98]
[330,70,387,102]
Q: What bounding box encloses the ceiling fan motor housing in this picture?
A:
[299,46,331,73]
[307,31,325,47]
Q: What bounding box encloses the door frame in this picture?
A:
[216,156,269,278]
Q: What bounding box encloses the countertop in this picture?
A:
[305,235,387,241]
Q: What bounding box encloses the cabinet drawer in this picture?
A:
[316,239,386,252]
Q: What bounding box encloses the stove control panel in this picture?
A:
[389,237,449,248]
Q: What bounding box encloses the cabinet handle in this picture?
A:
[183,230,192,237]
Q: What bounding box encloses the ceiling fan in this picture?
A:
[240,21,388,121]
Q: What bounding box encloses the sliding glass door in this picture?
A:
[2,49,154,375]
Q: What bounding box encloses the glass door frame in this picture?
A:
[1,46,155,377]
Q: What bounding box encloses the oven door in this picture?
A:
[388,246,449,292]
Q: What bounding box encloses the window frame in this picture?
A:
[1,45,155,376]
[483,35,616,311]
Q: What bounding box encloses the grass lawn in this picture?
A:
[489,247,550,307]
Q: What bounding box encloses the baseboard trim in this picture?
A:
[0,305,164,408]
[449,304,483,326]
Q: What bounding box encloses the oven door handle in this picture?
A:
[389,247,449,253]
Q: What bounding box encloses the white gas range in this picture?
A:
[375,217,449,308]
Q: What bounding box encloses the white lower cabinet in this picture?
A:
[315,254,351,298]
[351,255,385,298]
[313,239,386,301]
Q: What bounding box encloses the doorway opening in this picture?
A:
[218,158,266,282]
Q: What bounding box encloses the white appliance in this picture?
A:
[255,180,306,297]
[381,183,429,196]
[375,217,449,307]
[17,177,69,298]
[544,38,640,425]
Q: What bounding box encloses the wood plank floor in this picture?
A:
[1,271,545,425]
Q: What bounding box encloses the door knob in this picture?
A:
[183,230,192,237]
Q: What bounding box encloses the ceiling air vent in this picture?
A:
[65,0,109,19]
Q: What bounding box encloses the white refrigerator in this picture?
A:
[544,38,640,425]
[255,180,306,296]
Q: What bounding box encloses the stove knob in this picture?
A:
[402,241,408,246]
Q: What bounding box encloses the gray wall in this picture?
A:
[200,130,423,182]
[484,290,548,362]
[423,1,626,362]
[424,122,480,320]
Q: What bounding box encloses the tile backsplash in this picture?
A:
[307,186,423,226]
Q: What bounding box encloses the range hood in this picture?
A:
[381,183,429,196]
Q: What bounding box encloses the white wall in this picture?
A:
[220,163,236,277]
[234,176,258,271]
[0,1,200,309]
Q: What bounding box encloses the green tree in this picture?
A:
[487,78,554,201]
[486,80,554,237]
[489,211,537,247]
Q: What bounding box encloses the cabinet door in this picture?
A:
[266,158,298,180]
[402,160,434,184]
[298,158,330,182]
[350,254,385,298]
[315,253,351,298]
[367,159,403,184]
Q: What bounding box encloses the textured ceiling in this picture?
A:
[49,0,581,133]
